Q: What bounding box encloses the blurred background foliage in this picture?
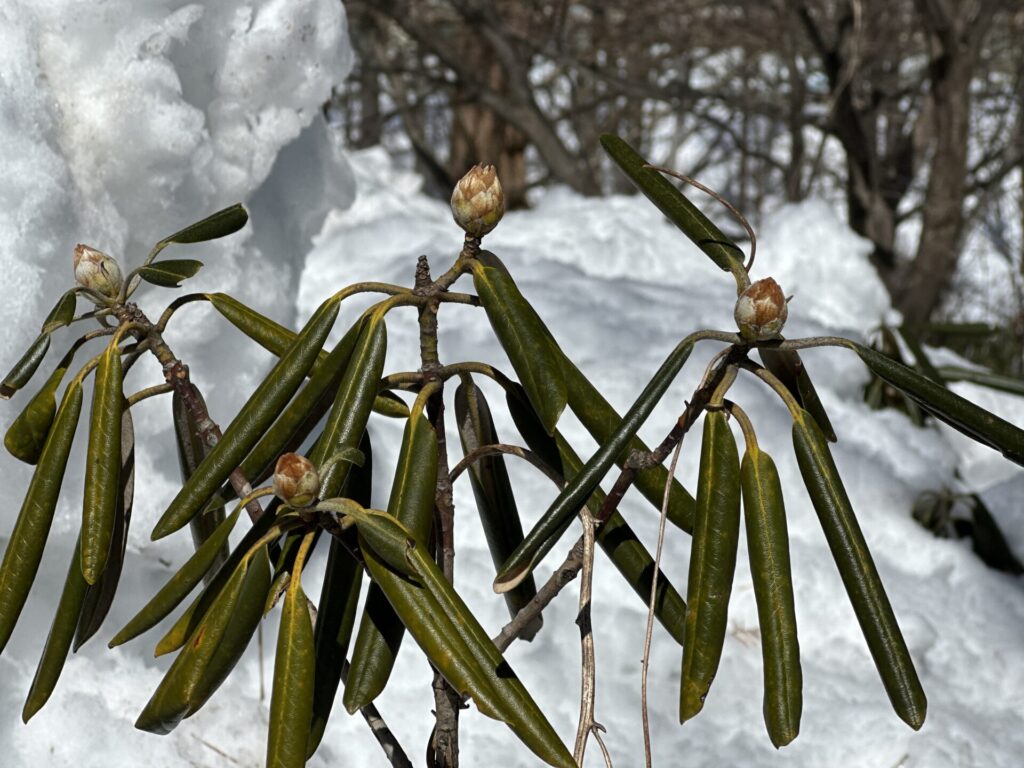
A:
[326,0,1024,374]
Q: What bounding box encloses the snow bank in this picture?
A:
[0,1,352,764]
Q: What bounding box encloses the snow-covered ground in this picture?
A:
[3,4,1024,767]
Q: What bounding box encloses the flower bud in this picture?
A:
[734,277,788,340]
[273,453,320,507]
[73,244,123,300]
[450,164,504,238]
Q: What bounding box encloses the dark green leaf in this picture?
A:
[81,342,124,584]
[157,204,248,246]
[496,335,695,592]
[792,407,926,729]
[136,547,271,734]
[137,260,204,288]
[741,445,801,747]
[471,252,566,434]
[173,385,228,581]
[1,334,51,399]
[853,342,1024,466]
[43,290,78,333]
[268,578,316,768]
[0,382,83,654]
[456,379,540,637]
[600,133,745,276]
[75,405,134,650]
[681,411,741,722]
[760,346,836,442]
[23,538,89,721]
[938,366,1024,398]
[151,298,340,539]
[345,414,437,712]
[4,362,68,464]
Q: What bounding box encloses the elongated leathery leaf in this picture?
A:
[496,334,695,592]
[23,538,88,721]
[741,445,801,747]
[1,334,50,400]
[75,405,134,650]
[137,259,203,288]
[238,318,363,487]
[152,299,340,540]
[471,251,566,434]
[268,573,316,767]
[760,346,835,442]
[481,249,696,529]
[153,509,278,657]
[600,133,746,277]
[308,433,370,757]
[455,379,540,637]
[5,361,68,465]
[396,535,576,768]
[136,547,272,734]
[345,413,437,712]
[0,383,83,655]
[309,315,387,498]
[852,342,1024,465]
[792,407,926,729]
[158,204,248,246]
[81,341,124,584]
[504,384,687,643]
[173,385,228,580]
[43,290,78,332]
[109,506,243,648]
[680,411,741,722]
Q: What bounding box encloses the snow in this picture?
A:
[2,7,1024,768]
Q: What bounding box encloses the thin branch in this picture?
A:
[573,508,602,765]
[642,438,685,768]
[449,443,562,487]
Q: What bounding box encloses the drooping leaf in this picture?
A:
[151,299,340,539]
[496,335,695,592]
[173,385,228,581]
[75,405,135,650]
[137,259,204,288]
[0,382,83,654]
[23,538,89,721]
[600,133,746,276]
[680,411,741,722]
[852,342,1024,466]
[1,334,51,399]
[109,506,244,648]
[455,379,540,637]
[792,407,926,729]
[5,361,68,464]
[384,536,576,768]
[157,204,248,246]
[42,290,78,333]
[938,366,1024,398]
[760,346,835,442]
[81,342,124,584]
[471,252,566,434]
[268,574,316,768]
[741,445,801,747]
[372,390,410,419]
[308,432,371,757]
[345,413,437,712]
[308,314,388,499]
[136,547,272,734]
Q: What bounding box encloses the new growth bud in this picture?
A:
[734,277,788,340]
[451,164,504,238]
[73,244,123,300]
[273,453,320,507]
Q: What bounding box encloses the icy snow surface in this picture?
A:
[2,9,1024,765]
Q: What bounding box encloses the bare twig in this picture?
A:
[341,658,415,768]
[643,438,685,768]
[574,509,603,765]
[449,442,562,487]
